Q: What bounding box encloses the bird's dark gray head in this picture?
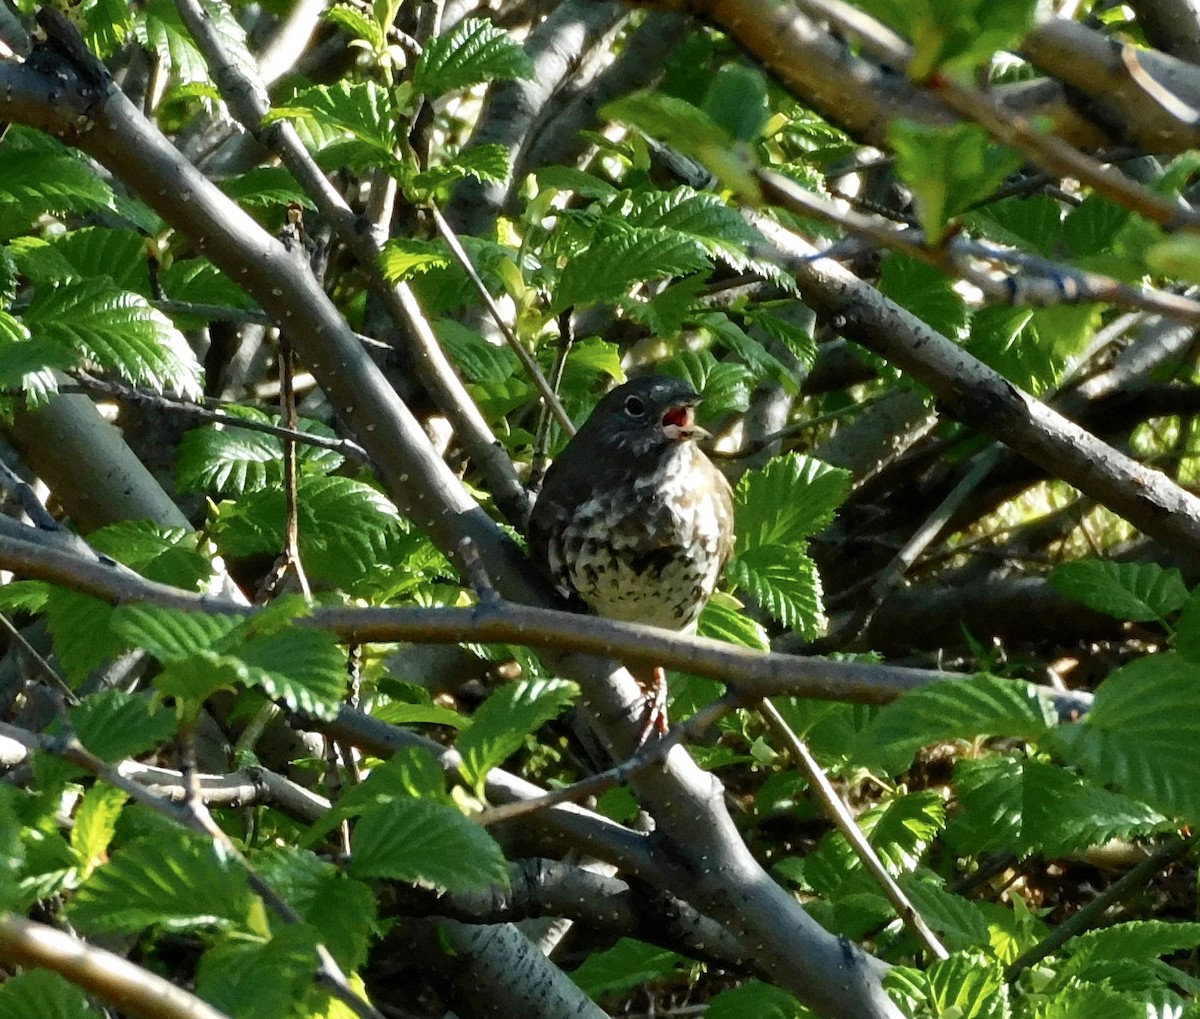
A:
[573,375,708,460]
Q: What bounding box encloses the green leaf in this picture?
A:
[728,453,848,635]
[88,521,211,588]
[551,228,711,313]
[703,65,769,144]
[1064,194,1132,258]
[69,832,254,934]
[111,604,243,661]
[860,0,1036,78]
[134,0,209,85]
[0,970,103,1019]
[69,783,127,879]
[68,686,176,758]
[898,875,992,952]
[734,452,851,549]
[860,790,945,873]
[414,19,533,96]
[159,259,258,312]
[292,869,376,972]
[890,120,1023,243]
[45,589,125,685]
[177,411,343,496]
[1146,234,1200,282]
[1051,653,1200,823]
[269,81,395,153]
[15,227,151,293]
[213,474,407,591]
[196,925,320,1019]
[0,144,116,236]
[697,591,769,650]
[569,938,683,999]
[458,679,578,789]
[947,756,1170,858]
[706,982,811,1019]
[221,167,313,211]
[1173,586,1200,661]
[603,91,760,199]
[350,798,508,892]
[728,545,824,637]
[926,953,1009,1019]
[879,254,970,341]
[857,675,1057,772]
[1050,560,1188,624]
[24,277,202,398]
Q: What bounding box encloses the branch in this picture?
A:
[0,517,1094,716]
[0,913,231,1019]
[753,214,1200,572]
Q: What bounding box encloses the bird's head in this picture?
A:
[579,375,710,459]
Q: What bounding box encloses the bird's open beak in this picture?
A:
[661,403,711,442]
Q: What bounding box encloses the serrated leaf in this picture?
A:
[1050,560,1188,624]
[890,120,1022,243]
[879,254,970,342]
[568,937,682,998]
[159,259,259,312]
[0,148,116,234]
[898,875,992,952]
[947,756,1170,858]
[457,679,577,789]
[16,227,151,293]
[1051,654,1200,823]
[222,167,314,211]
[410,143,511,196]
[253,846,376,972]
[111,603,243,660]
[697,591,769,650]
[70,783,127,879]
[24,277,202,398]
[214,474,406,590]
[0,970,103,1019]
[728,545,824,637]
[414,18,533,96]
[750,309,817,372]
[350,798,507,892]
[703,65,769,144]
[603,91,761,199]
[177,411,343,496]
[88,521,211,588]
[69,832,254,934]
[705,981,808,1019]
[134,0,210,85]
[269,81,395,152]
[551,227,711,313]
[69,690,177,762]
[736,453,851,550]
[196,924,319,1019]
[857,675,1057,772]
[45,589,125,685]
[860,790,945,874]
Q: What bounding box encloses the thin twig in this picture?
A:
[67,371,369,461]
[791,0,1200,232]
[475,696,734,826]
[1004,835,1198,982]
[0,611,78,706]
[429,204,576,436]
[758,697,951,961]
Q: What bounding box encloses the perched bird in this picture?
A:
[527,374,735,736]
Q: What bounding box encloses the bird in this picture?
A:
[527,374,735,739]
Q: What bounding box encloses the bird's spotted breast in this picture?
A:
[555,443,729,629]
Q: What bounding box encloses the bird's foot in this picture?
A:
[635,666,669,749]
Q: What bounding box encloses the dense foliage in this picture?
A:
[0,0,1199,1017]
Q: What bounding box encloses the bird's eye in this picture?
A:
[623,395,646,417]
